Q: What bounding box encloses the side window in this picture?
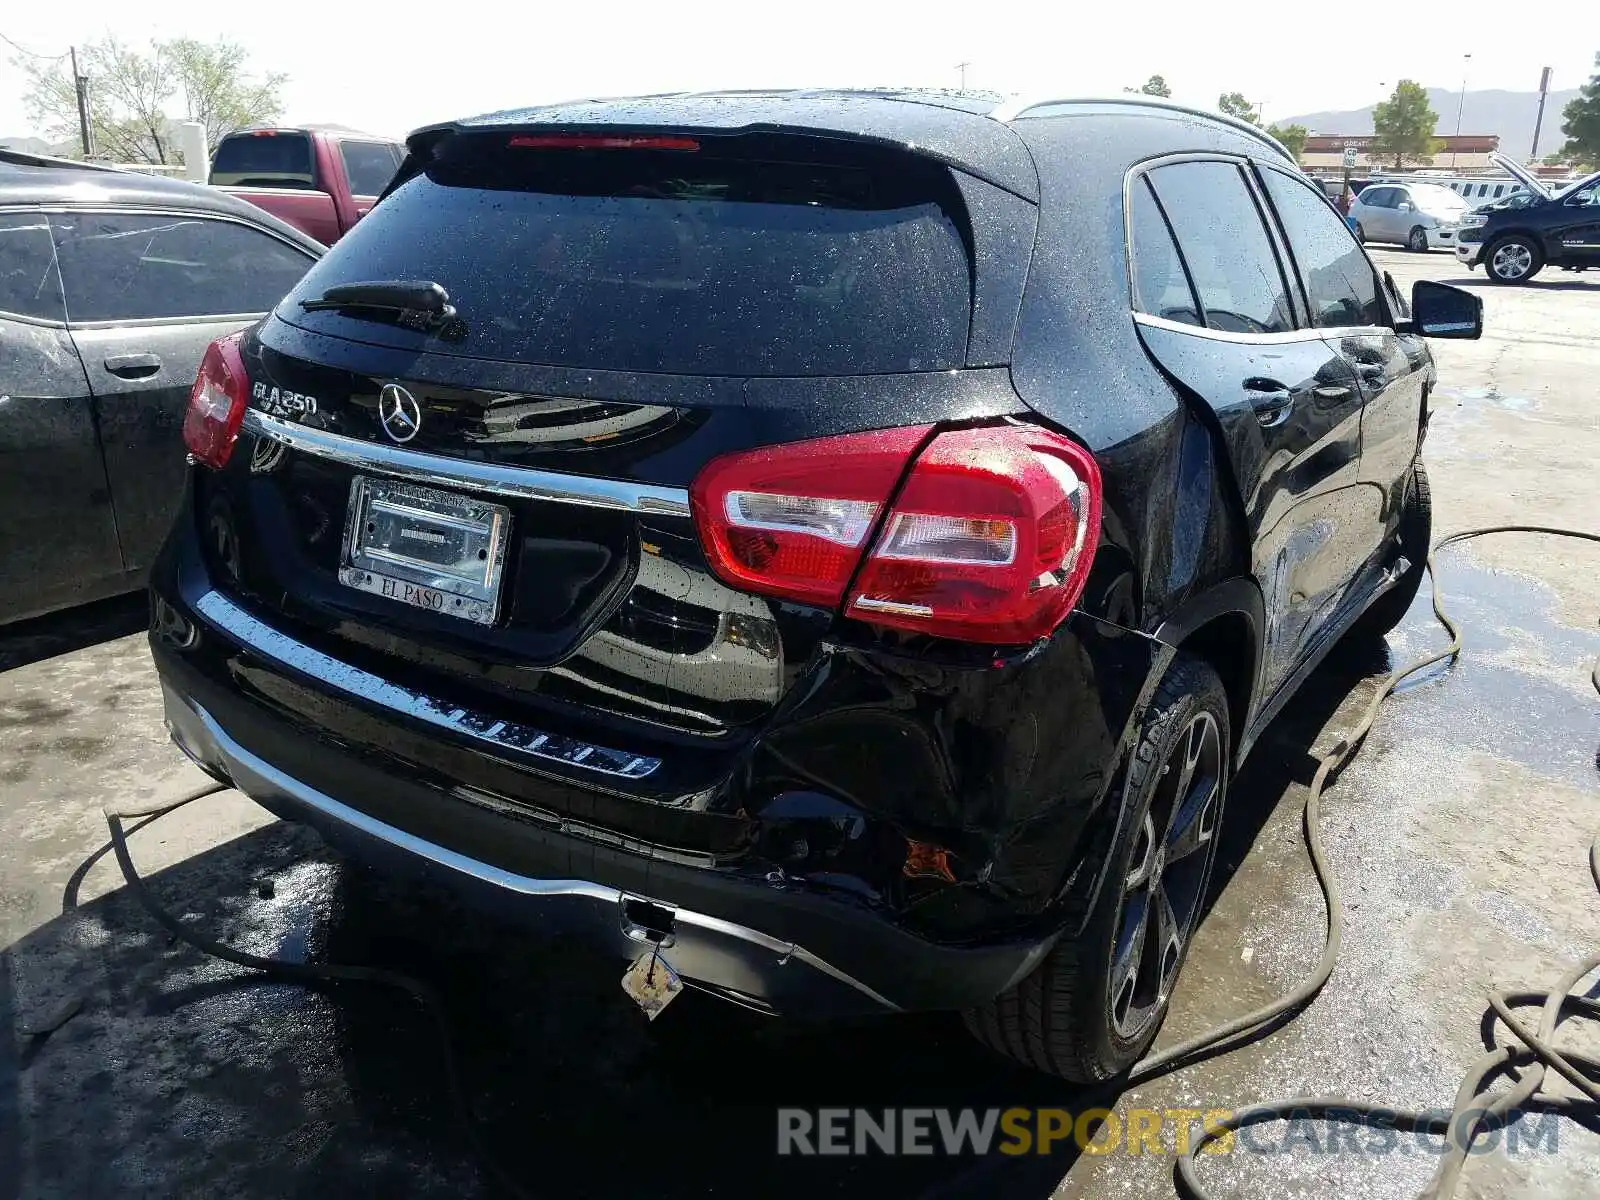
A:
[0,212,66,322]
[1365,187,1394,209]
[1145,160,1294,335]
[50,213,315,323]
[339,140,401,197]
[1258,167,1383,329]
[1127,178,1202,327]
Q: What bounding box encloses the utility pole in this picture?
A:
[69,46,92,159]
[1531,66,1552,160]
[1452,53,1471,169]
[956,61,970,90]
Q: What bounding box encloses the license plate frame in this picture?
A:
[338,476,512,626]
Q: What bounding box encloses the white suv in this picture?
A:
[1349,182,1470,252]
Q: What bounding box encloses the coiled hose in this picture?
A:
[102,525,1600,1200]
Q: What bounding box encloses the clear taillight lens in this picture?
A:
[690,423,1101,644]
[181,332,250,469]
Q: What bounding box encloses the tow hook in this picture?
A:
[620,895,678,949]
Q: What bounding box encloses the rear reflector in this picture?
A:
[507,134,701,152]
[690,424,1101,644]
[181,332,250,469]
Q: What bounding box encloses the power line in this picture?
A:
[0,31,72,62]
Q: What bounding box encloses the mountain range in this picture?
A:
[1280,87,1580,160]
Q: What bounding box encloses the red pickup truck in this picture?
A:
[211,126,403,246]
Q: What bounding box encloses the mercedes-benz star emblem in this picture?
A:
[378,383,422,444]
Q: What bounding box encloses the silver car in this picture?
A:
[1349,182,1470,252]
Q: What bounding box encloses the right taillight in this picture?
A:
[181,333,250,469]
[690,424,1101,645]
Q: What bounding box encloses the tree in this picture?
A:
[1126,75,1172,98]
[1559,52,1600,169]
[1267,123,1309,161]
[1370,80,1443,169]
[16,35,285,164]
[1217,92,1259,124]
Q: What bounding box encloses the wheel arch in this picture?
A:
[1151,578,1265,766]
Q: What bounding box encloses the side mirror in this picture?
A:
[1406,279,1482,339]
[1398,200,1415,212]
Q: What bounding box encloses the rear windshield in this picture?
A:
[276,134,973,376]
[212,131,315,189]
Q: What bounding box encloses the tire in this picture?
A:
[1352,222,1365,244]
[963,657,1229,1082]
[1406,226,1430,253]
[1485,234,1543,284]
[1350,461,1432,640]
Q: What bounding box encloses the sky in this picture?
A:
[3,0,1598,142]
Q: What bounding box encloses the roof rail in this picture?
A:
[988,95,1293,161]
[0,147,124,173]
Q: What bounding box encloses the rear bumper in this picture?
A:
[163,685,921,1015]
[151,582,1061,1017]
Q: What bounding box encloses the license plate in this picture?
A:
[339,476,511,625]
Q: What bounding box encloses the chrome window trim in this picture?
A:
[243,409,692,517]
[1133,311,1388,345]
[192,588,664,780]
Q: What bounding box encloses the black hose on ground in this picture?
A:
[101,525,1600,1199]
[102,789,536,1200]
[1158,526,1600,1199]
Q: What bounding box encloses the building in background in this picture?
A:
[1301,134,1501,172]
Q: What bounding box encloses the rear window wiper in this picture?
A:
[298,279,467,341]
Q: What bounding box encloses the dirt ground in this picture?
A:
[1,248,1596,1200]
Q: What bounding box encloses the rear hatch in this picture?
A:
[200,116,1036,826]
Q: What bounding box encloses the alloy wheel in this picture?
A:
[1491,241,1534,281]
[1108,710,1223,1039]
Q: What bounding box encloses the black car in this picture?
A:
[0,151,322,624]
[147,93,1481,1080]
[1456,159,1600,282]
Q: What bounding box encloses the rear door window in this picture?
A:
[1127,178,1201,326]
[339,140,401,196]
[279,135,973,376]
[0,212,65,322]
[50,212,316,322]
[1145,160,1294,335]
[1257,167,1383,329]
[211,131,316,189]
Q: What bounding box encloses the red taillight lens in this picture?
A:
[690,424,1102,645]
[690,426,933,607]
[182,333,250,469]
[847,426,1101,644]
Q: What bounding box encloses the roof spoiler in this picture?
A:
[0,147,123,174]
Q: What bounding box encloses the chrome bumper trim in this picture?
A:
[242,409,691,518]
[168,693,899,1013]
[192,588,663,779]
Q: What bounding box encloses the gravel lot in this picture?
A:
[2,248,1597,1200]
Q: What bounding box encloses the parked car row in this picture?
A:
[0,151,322,623]
[140,91,1482,1080]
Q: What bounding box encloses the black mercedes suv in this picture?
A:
[148,92,1481,1081]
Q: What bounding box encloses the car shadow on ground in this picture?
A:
[1430,273,1600,291]
[0,638,1398,1199]
[0,593,147,674]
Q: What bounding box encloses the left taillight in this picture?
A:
[182,332,249,469]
